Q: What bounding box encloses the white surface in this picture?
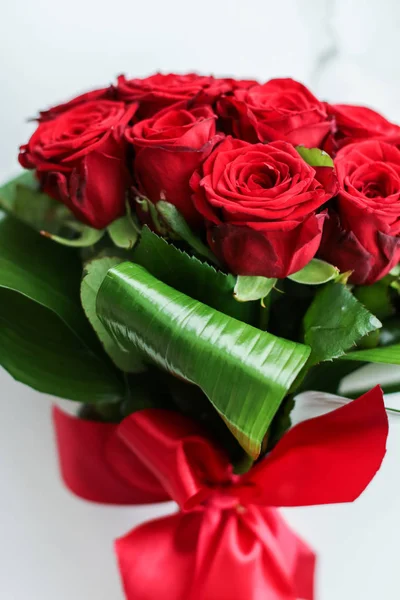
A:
[1,1,400,598]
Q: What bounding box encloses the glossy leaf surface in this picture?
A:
[133,227,257,324]
[97,262,310,457]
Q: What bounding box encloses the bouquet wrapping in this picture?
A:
[1,72,399,599]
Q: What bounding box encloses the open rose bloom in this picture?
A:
[1,72,399,600]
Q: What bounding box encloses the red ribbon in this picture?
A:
[54,386,388,600]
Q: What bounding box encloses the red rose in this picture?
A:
[126,104,222,226]
[319,140,400,284]
[191,137,337,278]
[19,100,136,229]
[217,77,259,91]
[116,72,231,118]
[218,78,332,149]
[326,103,400,150]
[38,86,116,121]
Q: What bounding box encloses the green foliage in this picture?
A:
[353,281,395,321]
[42,226,104,247]
[96,262,310,457]
[81,256,146,373]
[303,282,381,365]
[298,360,364,395]
[107,204,140,249]
[156,200,220,265]
[340,344,400,364]
[295,146,334,167]
[233,275,277,302]
[288,258,339,285]
[0,171,105,247]
[0,216,124,402]
[133,227,257,324]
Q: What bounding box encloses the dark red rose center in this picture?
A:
[250,164,280,189]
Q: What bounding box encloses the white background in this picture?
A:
[1,1,400,598]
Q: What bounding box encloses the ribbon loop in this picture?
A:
[237,386,388,506]
[117,409,233,509]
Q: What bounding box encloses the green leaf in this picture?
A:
[81,256,146,373]
[133,227,257,324]
[303,282,381,365]
[0,216,124,402]
[233,275,277,302]
[288,258,339,285]
[295,146,334,167]
[340,344,400,364]
[0,171,105,247]
[156,200,220,266]
[96,262,311,457]
[0,290,123,402]
[107,205,140,249]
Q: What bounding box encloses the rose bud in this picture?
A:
[191,137,337,279]
[19,100,137,229]
[126,104,223,226]
[319,140,400,285]
[326,103,400,150]
[217,78,333,149]
[116,72,231,119]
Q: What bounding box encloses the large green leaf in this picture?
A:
[81,256,146,373]
[0,215,124,402]
[133,227,257,324]
[96,262,311,457]
[0,289,123,402]
[303,282,381,365]
[0,171,105,247]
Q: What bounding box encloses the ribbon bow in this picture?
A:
[54,386,388,600]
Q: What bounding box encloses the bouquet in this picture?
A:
[1,72,397,599]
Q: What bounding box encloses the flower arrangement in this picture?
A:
[1,72,398,599]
